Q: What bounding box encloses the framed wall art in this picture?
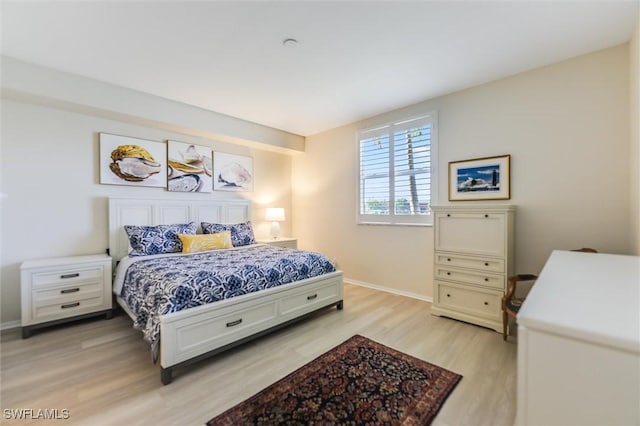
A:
[167,140,213,192]
[448,154,510,201]
[213,152,254,192]
[99,133,167,188]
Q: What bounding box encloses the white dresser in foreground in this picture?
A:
[516,250,640,425]
[20,254,113,338]
[430,205,515,332]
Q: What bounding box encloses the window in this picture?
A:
[358,113,437,225]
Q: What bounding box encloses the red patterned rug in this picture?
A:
[206,335,462,425]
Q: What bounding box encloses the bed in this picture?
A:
[108,197,344,384]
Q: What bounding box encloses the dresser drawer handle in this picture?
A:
[484,278,489,282]
[307,294,318,300]
[446,272,451,275]
[446,294,451,298]
[60,273,80,279]
[60,288,80,294]
[484,301,489,306]
[484,262,489,266]
[61,302,80,309]
[447,258,451,262]
[484,214,489,218]
[447,214,451,217]
[226,319,242,327]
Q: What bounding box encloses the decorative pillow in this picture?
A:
[178,231,233,253]
[201,221,256,247]
[124,222,197,256]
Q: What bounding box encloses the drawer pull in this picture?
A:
[484,262,489,266]
[446,294,451,298]
[60,273,80,279]
[484,278,489,282]
[484,301,489,306]
[447,214,451,217]
[447,258,451,262]
[484,214,489,218]
[61,302,80,309]
[226,319,242,327]
[307,294,318,300]
[60,288,80,294]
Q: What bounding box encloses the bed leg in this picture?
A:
[336,300,344,310]
[161,367,173,385]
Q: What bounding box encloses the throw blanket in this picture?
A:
[115,244,336,357]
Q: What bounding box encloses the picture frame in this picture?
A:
[448,154,510,201]
[167,140,213,192]
[213,152,254,192]
[99,133,167,188]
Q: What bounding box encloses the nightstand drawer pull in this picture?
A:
[61,302,80,309]
[60,273,80,279]
[226,319,242,327]
[60,288,80,294]
[307,294,318,300]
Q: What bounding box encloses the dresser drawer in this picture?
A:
[434,212,506,257]
[435,253,505,273]
[435,281,502,320]
[435,266,505,290]
[31,266,104,288]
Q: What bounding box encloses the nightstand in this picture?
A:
[20,254,113,338]
[257,237,297,249]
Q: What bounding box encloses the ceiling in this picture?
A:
[1,1,638,136]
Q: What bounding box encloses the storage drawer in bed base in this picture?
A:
[159,297,342,385]
[130,271,345,384]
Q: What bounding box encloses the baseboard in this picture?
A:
[1,320,21,331]
[344,278,433,303]
[0,283,432,330]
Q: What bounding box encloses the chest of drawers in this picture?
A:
[20,254,113,337]
[430,205,515,332]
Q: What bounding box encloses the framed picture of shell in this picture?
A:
[167,141,213,192]
[213,152,254,192]
[99,133,167,187]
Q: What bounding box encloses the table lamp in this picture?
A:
[265,207,285,239]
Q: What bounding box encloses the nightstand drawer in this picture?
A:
[34,295,106,321]
[31,266,104,288]
[257,238,297,249]
[33,282,105,305]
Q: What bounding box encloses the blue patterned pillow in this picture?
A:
[125,222,197,256]
[201,221,256,247]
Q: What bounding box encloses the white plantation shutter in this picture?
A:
[358,113,437,225]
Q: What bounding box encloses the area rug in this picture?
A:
[206,334,462,425]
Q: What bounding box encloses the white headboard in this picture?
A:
[108,197,251,263]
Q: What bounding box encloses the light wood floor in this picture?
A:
[1,284,517,425]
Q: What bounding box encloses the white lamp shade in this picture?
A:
[265,207,285,222]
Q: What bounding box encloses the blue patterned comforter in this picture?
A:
[115,244,336,354]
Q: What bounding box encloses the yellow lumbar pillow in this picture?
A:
[179,231,233,253]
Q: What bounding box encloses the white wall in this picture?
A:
[1,76,297,325]
[293,45,631,300]
[630,13,640,256]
